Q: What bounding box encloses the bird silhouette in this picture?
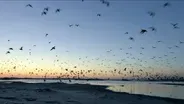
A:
[19,47,23,50]
[163,2,171,8]
[69,24,73,27]
[129,37,134,41]
[55,9,61,13]
[97,14,101,16]
[173,26,179,29]
[13,66,16,69]
[44,7,49,11]
[75,24,79,27]
[157,41,162,43]
[26,4,33,8]
[101,0,110,7]
[125,32,128,34]
[149,27,157,32]
[128,47,132,49]
[175,45,179,48]
[141,47,144,49]
[171,23,179,29]
[101,0,105,3]
[180,41,184,44]
[140,29,147,34]
[41,11,47,16]
[171,23,178,27]
[104,1,110,7]
[6,51,10,54]
[9,48,13,50]
[49,41,51,44]
[50,46,56,51]
[45,34,48,37]
[147,11,155,17]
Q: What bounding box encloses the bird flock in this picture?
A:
[1,1,184,81]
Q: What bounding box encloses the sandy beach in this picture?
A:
[0,82,183,104]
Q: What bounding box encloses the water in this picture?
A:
[0,79,184,100]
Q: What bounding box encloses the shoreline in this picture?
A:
[0,82,184,104]
[1,78,184,82]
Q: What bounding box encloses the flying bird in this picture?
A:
[163,2,171,8]
[149,27,157,32]
[45,34,48,37]
[55,9,61,13]
[26,4,33,8]
[44,7,49,11]
[41,11,47,16]
[104,1,110,7]
[50,46,55,51]
[147,11,155,17]
[140,29,147,34]
[180,41,184,44]
[175,45,179,48]
[157,41,162,43]
[6,51,10,54]
[75,24,79,27]
[13,66,16,69]
[173,26,179,29]
[129,37,134,41]
[97,14,101,16]
[125,32,128,34]
[19,47,23,50]
[69,24,73,27]
[9,48,13,50]
[171,23,179,29]
[171,23,178,27]
[128,47,132,49]
[101,0,105,3]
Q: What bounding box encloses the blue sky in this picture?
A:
[0,0,184,78]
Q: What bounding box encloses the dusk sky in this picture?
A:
[0,0,184,79]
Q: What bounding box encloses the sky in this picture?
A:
[0,0,184,79]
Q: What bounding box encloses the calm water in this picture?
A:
[0,79,184,100]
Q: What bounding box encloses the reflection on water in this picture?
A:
[107,82,184,100]
[0,79,184,99]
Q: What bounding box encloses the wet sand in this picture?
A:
[0,82,184,104]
